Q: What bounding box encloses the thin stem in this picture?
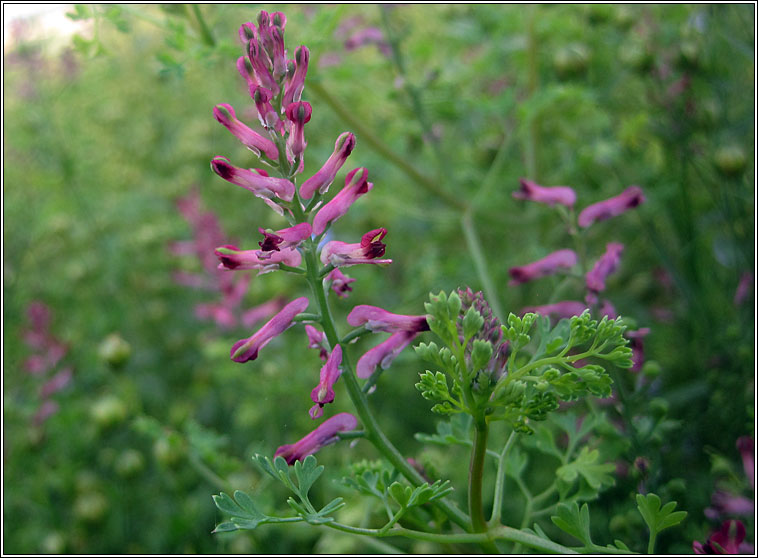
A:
[468,418,489,533]
[461,211,505,322]
[489,430,517,525]
[190,5,216,47]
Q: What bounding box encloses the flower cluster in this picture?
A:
[21,301,73,427]
[208,11,427,464]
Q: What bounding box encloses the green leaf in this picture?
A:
[551,502,593,546]
[415,370,450,402]
[293,455,324,499]
[462,307,484,339]
[389,482,413,508]
[636,493,688,536]
[556,447,616,490]
[212,490,277,532]
[471,340,493,372]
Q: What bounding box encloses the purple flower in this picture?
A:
[305,324,329,361]
[253,86,283,133]
[626,327,650,372]
[283,45,310,107]
[230,297,309,362]
[586,243,624,292]
[215,245,302,273]
[257,223,312,255]
[236,56,258,97]
[326,268,356,298]
[693,520,749,554]
[213,103,279,161]
[274,412,358,465]
[299,132,356,200]
[521,301,588,320]
[598,299,618,319]
[708,490,754,517]
[240,296,288,329]
[247,37,279,94]
[211,157,295,203]
[320,228,392,267]
[312,168,373,236]
[347,305,429,333]
[734,272,753,306]
[356,330,418,379]
[309,345,343,419]
[285,101,312,164]
[578,186,645,228]
[38,366,73,399]
[509,249,578,286]
[512,178,577,207]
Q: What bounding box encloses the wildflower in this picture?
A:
[320,228,392,267]
[285,101,312,162]
[577,186,645,228]
[247,37,279,94]
[693,520,750,554]
[210,157,295,202]
[253,86,283,133]
[508,249,578,285]
[512,178,577,207]
[326,268,356,298]
[215,245,302,273]
[356,330,418,379]
[230,297,309,362]
[312,168,373,236]
[299,132,356,199]
[236,56,258,97]
[586,243,624,292]
[309,345,343,419]
[213,103,279,161]
[521,301,587,320]
[257,223,312,255]
[282,45,310,107]
[305,324,329,361]
[347,305,429,333]
[241,297,288,329]
[274,412,358,465]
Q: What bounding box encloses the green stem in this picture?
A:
[461,211,505,322]
[524,5,539,179]
[490,430,516,526]
[190,5,215,46]
[308,80,464,211]
[468,418,489,533]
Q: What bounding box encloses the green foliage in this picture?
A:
[551,501,594,547]
[636,493,687,552]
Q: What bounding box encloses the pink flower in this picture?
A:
[253,86,283,133]
[508,249,578,285]
[210,157,295,202]
[598,299,618,319]
[285,101,312,161]
[312,168,373,236]
[578,186,645,228]
[320,228,392,267]
[39,367,73,399]
[257,223,312,256]
[305,324,329,361]
[309,345,343,419]
[283,45,310,107]
[33,400,60,427]
[230,297,309,362]
[236,56,258,97]
[356,330,418,379]
[194,304,237,329]
[215,245,302,273]
[586,243,624,292]
[247,37,279,94]
[347,305,429,333]
[521,301,588,320]
[326,268,356,298]
[213,104,279,161]
[241,297,288,329]
[512,178,577,207]
[275,412,358,465]
[693,520,748,554]
[626,327,650,372]
[299,132,356,200]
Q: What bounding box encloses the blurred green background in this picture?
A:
[3,4,754,554]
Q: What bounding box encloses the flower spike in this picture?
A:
[230,297,309,363]
[309,345,343,419]
[578,185,646,228]
[274,412,358,465]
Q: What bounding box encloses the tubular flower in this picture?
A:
[213,103,279,161]
[305,324,329,361]
[326,268,356,298]
[508,249,578,286]
[236,56,258,97]
[230,297,309,363]
[253,86,283,133]
[247,37,279,94]
[586,243,624,292]
[210,157,295,202]
[312,168,373,236]
[693,520,749,555]
[215,245,301,273]
[347,305,429,334]
[257,223,312,256]
[356,330,418,379]
[521,301,588,320]
[285,101,312,161]
[309,345,343,419]
[513,178,577,207]
[320,228,392,268]
[274,412,358,465]
[300,132,356,199]
[578,186,646,228]
[283,45,310,107]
